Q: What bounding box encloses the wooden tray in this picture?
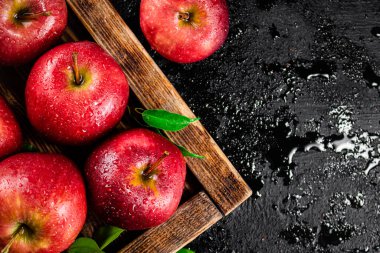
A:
[0,0,252,252]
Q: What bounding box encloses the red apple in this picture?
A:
[0,0,67,66]
[140,0,229,63]
[25,41,129,145]
[85,128,186,230]
[0,96,22,159]
[0,153,87,252]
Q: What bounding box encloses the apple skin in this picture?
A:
[0,0,67,66]
[85,128,186,230]
[0,153,87,253]
[140,0,229,63]
[25,41,129,145]
[0,96,22,159]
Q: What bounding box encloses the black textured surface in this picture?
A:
[111,0,380,252]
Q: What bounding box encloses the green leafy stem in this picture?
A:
[68,226,124,253]
[136,109,204,159]
[67,225,195,253]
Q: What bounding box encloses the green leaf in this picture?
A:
[142,109,200,132]
[177,145,205,159]
[68,238,103,253]
[177,249,195,253]
[94,225,125,250]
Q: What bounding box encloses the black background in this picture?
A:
[110,0,380,252]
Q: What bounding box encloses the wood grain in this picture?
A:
[66,0,252,215]
[119,191,223,253]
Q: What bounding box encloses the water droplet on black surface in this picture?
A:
[276,117,380,176]
[363,64,380,88]
[269,23,280,39]
[256,0,277,10]
[260,59,337,102]
[265,122,321,185]
[280,222,317,246]
[295,60,335,80]
[344,247,370,253]
[246,173,264,198]
[370,27,380,38]
[346,193,364,209]
[261,62,283,75]
[318,221,358,247]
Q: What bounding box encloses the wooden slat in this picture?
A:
[119,191,222,253]
[66,0,252,215]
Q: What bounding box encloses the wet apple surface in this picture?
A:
[86,128,186,230]
[140,0,229,63]
[0,153,87,253]
[0,0,67,65]
[25,41,129,145]
[0,96,22,159]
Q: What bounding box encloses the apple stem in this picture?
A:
[1,226,25,253]
[72,52,83,86]
[143,151,170,176]
[178,12,190,21]
[14,11,51,21]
